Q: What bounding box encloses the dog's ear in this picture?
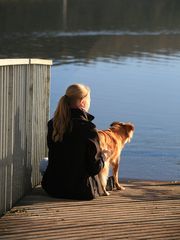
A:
[125,123,135,133]
[110,122,121,127]
[124,123,135,142]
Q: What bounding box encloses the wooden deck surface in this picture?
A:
[0,180,179,239]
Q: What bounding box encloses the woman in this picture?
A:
[41,83,104,200]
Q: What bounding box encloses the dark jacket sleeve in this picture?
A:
[86,138,104,176]
[80,120,104,176]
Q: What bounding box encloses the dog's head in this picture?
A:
[110,122,135,144]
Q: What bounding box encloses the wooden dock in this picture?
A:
[0,180,179,239]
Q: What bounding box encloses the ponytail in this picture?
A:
[52,95,71,142]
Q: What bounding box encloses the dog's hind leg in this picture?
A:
[112,160,125,191]
[99,162,110,196]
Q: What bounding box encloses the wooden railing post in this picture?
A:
[0,59,52,216]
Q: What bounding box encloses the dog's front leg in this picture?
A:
[112,160,125,191]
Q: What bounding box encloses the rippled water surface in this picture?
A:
[1,0,180,181]
[51,52,180,181]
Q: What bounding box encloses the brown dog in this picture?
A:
[98,122,134,195]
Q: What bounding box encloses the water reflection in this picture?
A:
[0,0,180,64]
[1,0,180,33]
[1,33,180,66]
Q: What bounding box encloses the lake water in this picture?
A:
[0,0,180,181]
[51,49,180,181]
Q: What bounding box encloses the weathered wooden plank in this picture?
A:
[0,181,179,240]
[0,59,52,216]
[0,59,29,66]
[29,59,52,65]
[0,59,52,66]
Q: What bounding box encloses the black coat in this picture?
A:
[41,108,104,200]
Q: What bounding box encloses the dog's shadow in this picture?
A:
[114,180,180,201]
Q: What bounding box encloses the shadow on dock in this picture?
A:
[0,180,179,239]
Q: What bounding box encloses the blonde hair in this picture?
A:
[52,83,90,142]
